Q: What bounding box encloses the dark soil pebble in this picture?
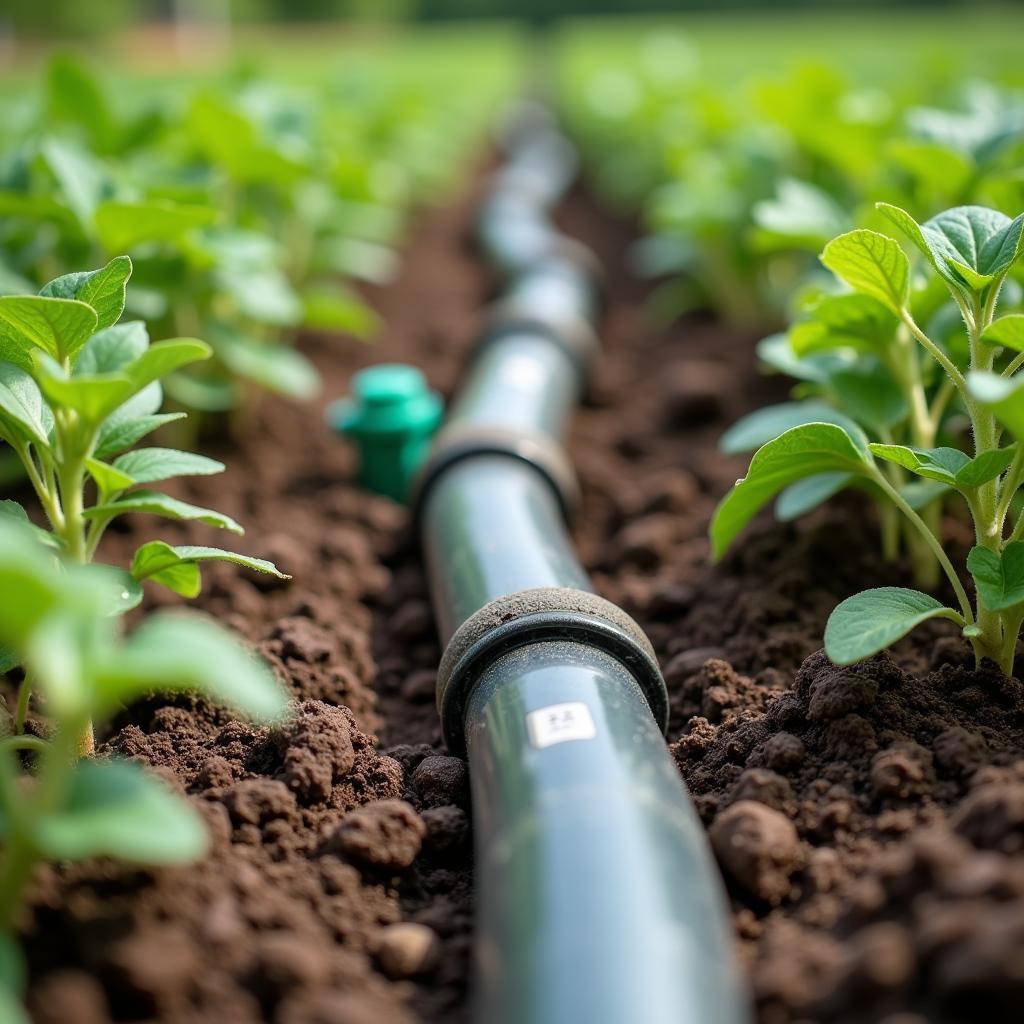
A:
[13,170,1024,1024]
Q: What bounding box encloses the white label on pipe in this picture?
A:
[526,702,596,749]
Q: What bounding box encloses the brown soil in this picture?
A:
[15,164,1024,1024]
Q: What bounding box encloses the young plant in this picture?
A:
[0,256,287,751]
[713,203,1024,674]
[0,523,287,1023]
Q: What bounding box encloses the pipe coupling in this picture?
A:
[436,586,669,755]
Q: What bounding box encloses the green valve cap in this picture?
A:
[329,364,443,503]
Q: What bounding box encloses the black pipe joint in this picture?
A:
[435,586,669,756]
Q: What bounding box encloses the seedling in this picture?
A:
[713,203,1024,674]
[0,257,287,751]
[0,523,287,1022]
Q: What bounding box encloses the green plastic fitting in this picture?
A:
[330,364,443,503]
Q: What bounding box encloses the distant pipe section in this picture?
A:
[416,104,749,1024]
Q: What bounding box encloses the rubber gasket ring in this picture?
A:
[412,424,579,525]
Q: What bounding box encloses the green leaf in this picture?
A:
[720,402,867,455]
[980,314,1024,352]
[112,448,224,485]
[40,137,105,228]
[94,611,287,722]
[125,338,211,393]
[878,203,1024,295]
[33,353,133,424]
[0,362,50,446]
[790,293,898,357]
[94,200,217,253]
[711,423,872,560]
[94,412,186,460]
[208,328,318,399]
[967,372,1024,439]
[820,229,909,315]
[39,256,132,332]
[901,479,953,510]
[775,472,855,522]
[752,177,847,250]
[34,759,207,863]
[74,320,149,375]
[829,364,908,432]
[45,53,112,152]
[0,295,98,364]
[83,490,243,533]
[868,443,1016,490]
[825,587,963,665]
[86,457,135,495]
[0,501,59,549]
[967,543,1024,611]
[131,540,289,598]
[302,285,379,337]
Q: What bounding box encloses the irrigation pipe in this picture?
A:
[413,106,751,1024]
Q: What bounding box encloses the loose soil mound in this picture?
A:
[14,173,1024,1024]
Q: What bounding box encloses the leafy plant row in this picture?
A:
[0,40,518,1020]
[557,27,1024,326]
[558,28,1024,673]
[1,47,516,416]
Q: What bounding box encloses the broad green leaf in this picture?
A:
[752,177,847,251]
[95,412,186,459]
[869,444,969,484]
[94,611,287,722]
[869,443,1016,489]
[820,229,909,315]
[0,295,98,363]
[967,372,1024,439]
[967,543,1024,611]
[215,266,302,327]
[33,353,132,424]
[829,364,908,432]
[40,137,104,228]
[86,457,135,495]
[0,525,107,647]
[39,256,132,332]
[879,203,1024,294]
[125,338,211,393]
[901,479,953,510]
[112,447,224,485]
[790,293,897,357]
[775,472,854,522]
[302,285,379,337]
[955,446,1019,487]
[74,320,149,375]
[720,401,866,454]
[131,540,289,598]
[0,501,59,549]
[34,759,207,863]
[94,200,217,253]
[45,53,113,152]
[24,612,87,718]
[711,423,872,560]
[84,490,242,533]
[0,362,49,446]
[825,587,963,665]
[755,333,855,384]
[209,328,318,399]
[981,314,1024,352]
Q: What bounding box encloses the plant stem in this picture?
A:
[902,312,968,394]
[871,469,974,621]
